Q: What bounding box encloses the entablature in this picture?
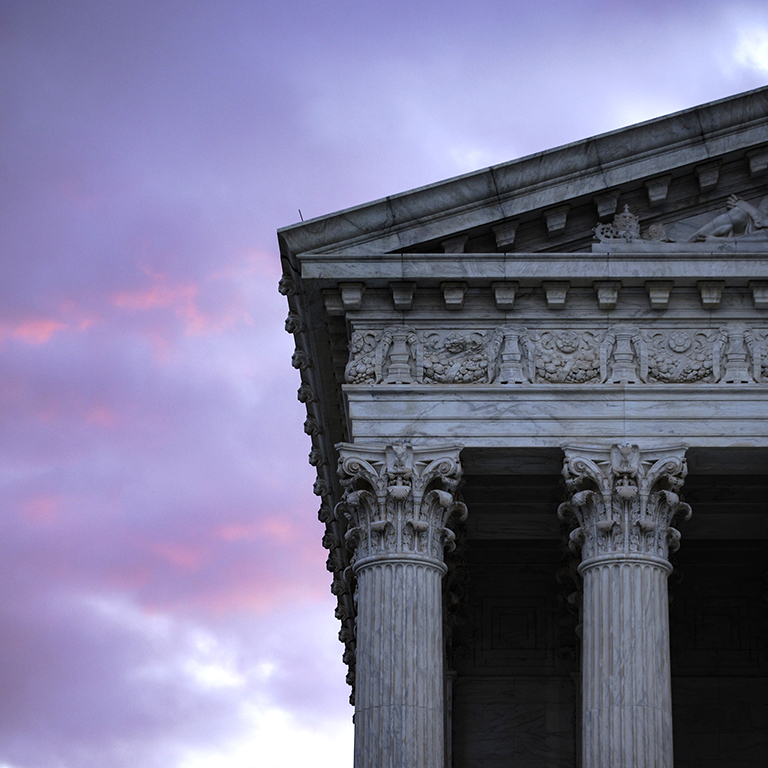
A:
[301,252,768,319]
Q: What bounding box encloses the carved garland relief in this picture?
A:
[345,326,768,385]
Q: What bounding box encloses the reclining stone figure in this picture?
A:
[688,193,768,241]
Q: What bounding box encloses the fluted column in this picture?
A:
[558,444,691,768]
[337,442,465,768]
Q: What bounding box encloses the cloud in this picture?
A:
[0,592,349,768]
[733,26,768,75]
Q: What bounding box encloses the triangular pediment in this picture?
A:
[279,87,768,258]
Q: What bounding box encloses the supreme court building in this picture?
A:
[278,87,768,768]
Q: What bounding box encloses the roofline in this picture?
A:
[278,85,768,257]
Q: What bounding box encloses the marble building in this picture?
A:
[278,87,768,768]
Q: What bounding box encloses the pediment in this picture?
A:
[279,87,768,259]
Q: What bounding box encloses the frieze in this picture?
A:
[345,325,768,385]
[532,329,601,384]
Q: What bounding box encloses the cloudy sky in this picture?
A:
[0,1,766,766]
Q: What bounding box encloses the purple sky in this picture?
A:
[0,1,766,766]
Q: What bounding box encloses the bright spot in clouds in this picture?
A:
[177,708,353,768]
[733,26,768,74]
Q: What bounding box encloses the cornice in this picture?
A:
[299,251,768,284]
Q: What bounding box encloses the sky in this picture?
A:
[0,1,766,766]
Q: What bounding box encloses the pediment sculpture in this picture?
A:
[688,194,768,242]
[593,194,768,252]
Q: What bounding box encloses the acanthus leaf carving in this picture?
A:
[336,442,465,567]
[558,443,691,564]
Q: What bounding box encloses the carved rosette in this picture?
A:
[336,442,466,570]
[558,444,691,569]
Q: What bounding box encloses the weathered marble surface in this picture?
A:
[581,559,674,768]
[345,324,768,386]
[354,560,445,768]
[299,251,768,282]
[344,385,768,447]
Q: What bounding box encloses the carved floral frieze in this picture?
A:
[345,326,768,385]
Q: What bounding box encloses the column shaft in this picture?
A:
[581,559,673,768]
[355,559,445,767]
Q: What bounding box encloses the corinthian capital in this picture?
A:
[336,442,465,569]
[558,443,691,566]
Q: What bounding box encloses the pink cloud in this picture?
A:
[110,267,256,345]
[22,494,61,525]
[112,274,206,329]
[85,404,121,427]
[3,318,66,344]
[217,517,297,544]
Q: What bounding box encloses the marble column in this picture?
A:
[337,442,465,768]
[558,444,691,768]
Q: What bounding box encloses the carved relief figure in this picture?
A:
[688,194,768,242]
[345,325,768,386]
